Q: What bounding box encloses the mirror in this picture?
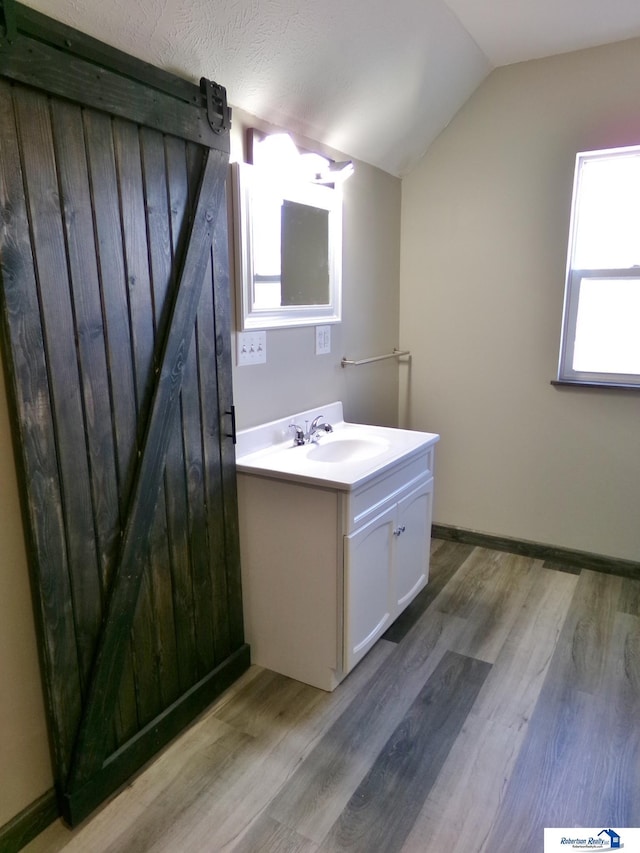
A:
[232,161,342,329]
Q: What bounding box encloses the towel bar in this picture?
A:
[341,348,411,368]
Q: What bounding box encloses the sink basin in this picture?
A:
[305,436,389,463]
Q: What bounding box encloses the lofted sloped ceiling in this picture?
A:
[22,0,640,176]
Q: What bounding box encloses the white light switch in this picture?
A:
[315,325,331,355]
[237,331,267,366]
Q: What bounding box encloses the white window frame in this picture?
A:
[557,145,640,388]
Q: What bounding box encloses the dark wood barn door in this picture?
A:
[0,3,248,825]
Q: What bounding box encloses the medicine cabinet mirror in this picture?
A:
[232,161,342,329]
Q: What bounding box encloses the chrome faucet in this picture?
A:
[289,415,333,446]
[309,415,333,442]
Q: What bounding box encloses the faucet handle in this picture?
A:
[288,423,305,446]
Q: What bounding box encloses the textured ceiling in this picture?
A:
[23,0,640,176]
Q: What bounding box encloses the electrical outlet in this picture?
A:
[237,331,267,366]
[315,325,331,355]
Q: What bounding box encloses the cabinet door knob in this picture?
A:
[393,525,406,537]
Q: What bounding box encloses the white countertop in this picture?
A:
[235,402,439,490]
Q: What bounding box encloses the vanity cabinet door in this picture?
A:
[344,505,395,672]
[394,478,434,610]
[343,475,434,675]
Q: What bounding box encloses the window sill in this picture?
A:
[551,379,640,391]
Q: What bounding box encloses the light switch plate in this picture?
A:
[237,331,267,366]
[315,325,331,355]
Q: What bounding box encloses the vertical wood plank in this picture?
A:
[182,327,216,676]
[0,79,81,782]
[82,111,137,507]
[146,498,181,709]
[181,142,216,676]
[50,98,124,757]
[139,126,181,709]
[164,133,198,691]
[130,568,163,728]
[210,175,244,652]
[82,107,139,745]
[50,100,120,601]
[111,116,163,727]
[196,251,230,663]
[111,118,155,429]
[140,127,173,341]
[14,87,102,696]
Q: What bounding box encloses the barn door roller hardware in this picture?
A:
[0,0,17,42]
[200,77,231,134]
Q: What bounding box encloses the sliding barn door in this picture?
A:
[0,3,248,824]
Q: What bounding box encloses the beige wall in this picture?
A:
[229,109,402,430]
[0,354,53,826]
[400,37,640,561]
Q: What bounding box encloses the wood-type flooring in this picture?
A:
[23,539,640,853]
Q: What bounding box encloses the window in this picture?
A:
[557,145,640,388]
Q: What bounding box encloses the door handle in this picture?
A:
[225,405,237,444]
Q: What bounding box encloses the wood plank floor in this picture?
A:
[23,539,640,853]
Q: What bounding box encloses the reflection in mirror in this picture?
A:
[281,201,329,306]
[232,161,342,330]
[251,190,330,308]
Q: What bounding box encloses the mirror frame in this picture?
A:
[231,161,342,330]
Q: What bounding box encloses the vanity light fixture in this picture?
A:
[250,131,300,172]
[312,159,354,185]
[247,127,354,185]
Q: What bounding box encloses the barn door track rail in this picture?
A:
[0,0,229,152]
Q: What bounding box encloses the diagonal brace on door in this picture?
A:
[65,145,229,793]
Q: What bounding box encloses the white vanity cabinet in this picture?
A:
[237,430,437,691]
[344,472,434,672]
